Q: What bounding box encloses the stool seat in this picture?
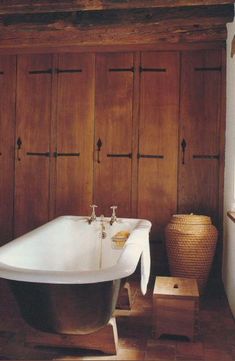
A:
[153,276,199,341]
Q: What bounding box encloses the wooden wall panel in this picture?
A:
[138,52,180,242]
[14,54,52,237]
[0,56,16,244]
[55,53,95,217]
[94,53,134,217]
[1,46,223,259]
[178,50,222,226]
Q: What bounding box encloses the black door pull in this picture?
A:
[27,152,50,157]
[54,152,80,157]
[107,153,132,159]
[181,139,187,164]
[137,153,164,159]
[16,137,22,161]
[193,154,219,160]
[96,138,102,164]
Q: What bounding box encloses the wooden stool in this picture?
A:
[153,276,199,341]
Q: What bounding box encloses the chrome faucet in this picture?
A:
[88,204,118,229]
[110,206,118,225]
[88,204,98,224]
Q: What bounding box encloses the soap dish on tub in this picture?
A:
[111,231,130,249]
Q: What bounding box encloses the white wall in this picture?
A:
[223,10,235,318]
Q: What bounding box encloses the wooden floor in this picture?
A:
[0,276,234,360]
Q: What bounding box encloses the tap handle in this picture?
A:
[110,206,117,218]
[90,204,98,219]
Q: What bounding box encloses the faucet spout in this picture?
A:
[88,204,98,224]
[110,206,118,225]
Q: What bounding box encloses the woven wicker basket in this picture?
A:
[165,214,218,294]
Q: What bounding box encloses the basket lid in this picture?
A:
[170,214,212,225]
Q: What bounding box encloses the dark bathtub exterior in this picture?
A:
[9,279,120,335]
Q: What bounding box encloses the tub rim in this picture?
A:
[0,216,151,292]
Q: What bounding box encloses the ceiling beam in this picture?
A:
[0,4,232,48]
[0,24,227,49]
[1,5,233,28]
[0,5,232,49]
[0,0,234,14]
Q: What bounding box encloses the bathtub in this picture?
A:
[0,216,151,335]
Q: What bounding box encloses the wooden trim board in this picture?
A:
[25,317,118,355]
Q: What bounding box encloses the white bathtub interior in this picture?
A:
[0,216,151,294]
[0,216,137,271]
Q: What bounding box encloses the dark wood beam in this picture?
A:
[0,23,227,49]
[0,0,234,14]
[0,4,232,48]
[0,5,233,28]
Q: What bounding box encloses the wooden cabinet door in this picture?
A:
[178,50,222,225]
[14,54,53,237]
[138,52,180,242]
[94,53,134,217]
[55,53,95,216]
[0,56,16,244]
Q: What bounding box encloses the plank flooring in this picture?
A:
[0,276,234,360]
